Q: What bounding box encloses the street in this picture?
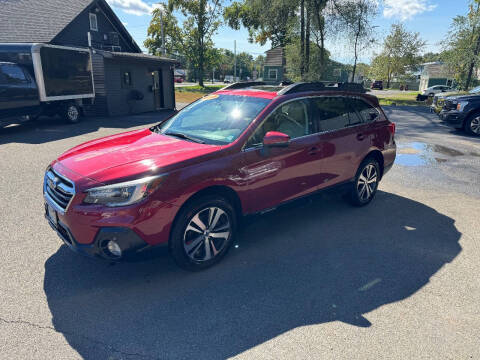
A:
[0,106,479,359]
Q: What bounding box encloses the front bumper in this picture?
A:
[44,204,151,260]
[43,164,178,260]
[439,110,465,129]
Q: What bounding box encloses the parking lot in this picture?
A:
[0,106,479,359]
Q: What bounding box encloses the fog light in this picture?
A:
[107,240,122,257]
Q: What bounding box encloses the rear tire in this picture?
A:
[348,158,380,207]
[464,113,480,136]
[63,103,81,124]
[169,195,237,271]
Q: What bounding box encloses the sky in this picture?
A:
[106,0,472,64]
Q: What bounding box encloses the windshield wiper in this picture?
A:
[164,131,205,144]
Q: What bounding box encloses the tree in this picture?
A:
[223,0,297,47]
[145,4,183,56]
[331,0,377,82]
[371,24,425,88]
[443,0,480,90]
[165,0,223,87]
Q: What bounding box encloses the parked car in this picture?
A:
[371,80,383,90]
[431,86,480,114]
[422,85,452,97]
[0,43,94,126]
[43,82,396,270]
[439,92,480,136]
[174,77,184,83]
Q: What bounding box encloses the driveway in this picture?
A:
[0,106,479,359]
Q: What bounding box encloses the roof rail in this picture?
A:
[221,81,266,90]
[277,82,325,95]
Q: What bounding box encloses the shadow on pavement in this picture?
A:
[44,191,462,359]
[0,110,174,145]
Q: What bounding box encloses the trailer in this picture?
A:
[0,43,94,125]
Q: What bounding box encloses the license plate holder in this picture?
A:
[46,203,58,227]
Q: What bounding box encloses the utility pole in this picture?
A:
[234,40,237,81]
[160,10,165,55]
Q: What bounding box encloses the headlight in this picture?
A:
[456,101,469,111]
[84,175,164,207]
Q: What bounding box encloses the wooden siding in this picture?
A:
[51,3,138,52]
[265,47,285,66]
[104,59,174,116]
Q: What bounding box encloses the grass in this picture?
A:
[175,84,224,103]
[374,91,425,106]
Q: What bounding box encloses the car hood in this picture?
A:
[449,94,480,102]
[57,128,223,183]
[436,91,467,99]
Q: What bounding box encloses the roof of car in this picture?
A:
[214,89,279,99]
[214,85,379,107]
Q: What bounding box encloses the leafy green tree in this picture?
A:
[151,0,223,86]
[443,0,480,90]
[370,24,425,88]
[331,0,377,82]
[223,0,297,47]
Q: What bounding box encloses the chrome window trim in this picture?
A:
[43,168,76,215]
[241,94,376,151]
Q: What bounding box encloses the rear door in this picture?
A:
[310,96,376,190]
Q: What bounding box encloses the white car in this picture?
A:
[422,85,453,96]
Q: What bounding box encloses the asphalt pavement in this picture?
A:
[0,106,479,359]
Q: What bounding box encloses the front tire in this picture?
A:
[464,114,480,136]
[349,158,380,207]
[63,103,81,123]
[169,196,237,271]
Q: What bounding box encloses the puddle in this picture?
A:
[396,142,465,166]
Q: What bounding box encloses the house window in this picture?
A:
[269,69,277,80]
[122,71,132,87]
[89,13,98,31]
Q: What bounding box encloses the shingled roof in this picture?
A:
[0,0,94,43]
[0,0,141,52]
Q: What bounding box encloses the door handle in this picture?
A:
[308,146,319,155]
[356,133,366,141]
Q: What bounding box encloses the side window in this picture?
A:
[313,97,350,132]
[122,71,132,87]
[0,65,28,84]
[89,13,98,31]
[349,98,379,123]
[246,99,311,147]
[269,69,277,80]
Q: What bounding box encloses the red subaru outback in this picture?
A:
[44,82,396,270]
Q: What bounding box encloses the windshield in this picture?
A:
[156,94,271,145]
[469,86,480,94]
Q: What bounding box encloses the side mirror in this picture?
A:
[263,131,290,148]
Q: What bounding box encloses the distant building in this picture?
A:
[263,47,286,85]
[0,0,176,116]
[419,62,454,92]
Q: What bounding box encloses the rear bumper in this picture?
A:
[439,110,465,129]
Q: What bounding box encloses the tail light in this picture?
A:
[388,122,396,136]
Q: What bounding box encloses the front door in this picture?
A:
[240,98,322,213]
[152,70,164,110]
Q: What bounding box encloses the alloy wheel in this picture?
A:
[183,207,231,262]
[357,164,378,201]
[470,116,480,134]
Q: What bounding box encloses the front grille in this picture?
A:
[44,169,75,212]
